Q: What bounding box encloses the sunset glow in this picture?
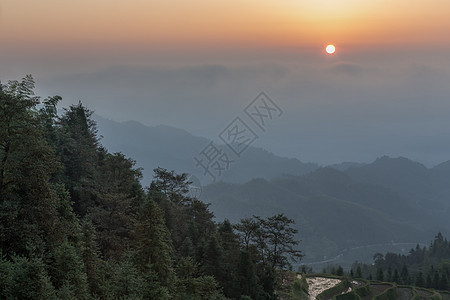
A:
[326,45,336,54]
[1,0,450,56]
[1,0,450,208]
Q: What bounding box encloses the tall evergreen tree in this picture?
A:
[80,219,102,296]
[255,214,303,270]
[0,76,66,256]
[50,239,90,299]
[135,199,174,288]
[233,250,261,299]
[56,102,100,216]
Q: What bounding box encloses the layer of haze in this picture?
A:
[2,0,450,166]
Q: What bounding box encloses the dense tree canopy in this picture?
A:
[348,232,450,290]
[0,76,303,299]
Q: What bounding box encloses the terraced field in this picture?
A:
[358,284,391,300]
[301,275,447,300]
[304,276,342,299]
[440,292,450,300]
[416,288,434,298]
[397,287,413,300]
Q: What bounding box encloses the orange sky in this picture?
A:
[2,1,450,167]
[2,0,450,53]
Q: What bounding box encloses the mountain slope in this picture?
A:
[94,115,318,185]
[202,171,429,262]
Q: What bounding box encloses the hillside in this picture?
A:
[288,274,447,300]
[202,165,450,265]
[94,115,450,267]
[94,115,318,185]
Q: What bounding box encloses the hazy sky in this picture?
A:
[2,0,450,166]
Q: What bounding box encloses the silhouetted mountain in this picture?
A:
[432,160,450,173]
[345,156,450,212]
[327,162,366,171]
[94,115,318,185]
[94,115,450,266]
[202,169,429,263]
[202,158,450,264]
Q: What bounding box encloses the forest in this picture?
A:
[345,233,450,290]
[0,76,302,299]
[0,76,303,299]
[3,76,450,300]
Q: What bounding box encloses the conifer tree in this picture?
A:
[135,199,174,288]
[51,239,90,299]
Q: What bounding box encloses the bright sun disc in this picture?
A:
[326,44,336,54]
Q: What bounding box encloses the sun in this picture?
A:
[326,44,336,54]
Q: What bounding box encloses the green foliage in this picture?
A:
[56,102,100,216]
[135,198,174,287]
[0,75,62,256]
[233,250,262,299]
[113,260,146,299]
[355,233,450,290]
[300,273,309,294]
[175,257,226,299]
[376,268,384,281]
[316,278,351,300]
[51,239,90,298]
[372,284,397,300]
[0,255,57,299]
[89,152,144,260]
[354,280,371,297]
[79,219,102,295]
[255,214,304,270]
[0,76,305,300]
[335,290,361,300]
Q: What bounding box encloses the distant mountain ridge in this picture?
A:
[94,115,450,267]
[202,158,450,266]
[94,114,318,185]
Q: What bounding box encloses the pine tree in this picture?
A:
[255,214,303,270]
[201,234,224,280]
[51,239,90,299]
[392,269,400,284]
[235,218,259,251]
[356,266,362,278]
[0,76,64,256]
[89,152,144,259]
[56,102,100,216]
[135,199,174,287]
[376,268,384,281]
[0,255,57,299]
[233,250,261,299]
[415,271,425,287]
[217,219,240,296]
[387,266,392,282]
[400,265,409,285]
[439,272,448,290]
[112,259,146,299]
[80,219,102,296]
